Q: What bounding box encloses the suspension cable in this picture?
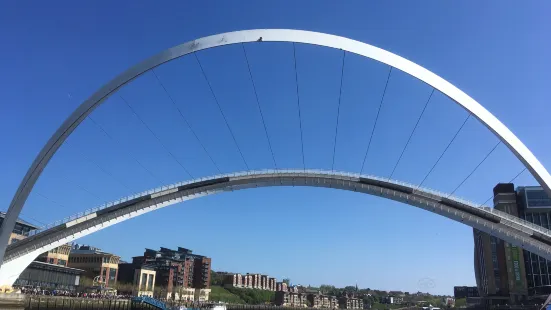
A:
[388,88,435,180]
[36,192,68,209]
[67,140,133,192]
[448,141,502,197]
[193,52,250,171]
[58,172,105,203]
[88,115,164,185]
[292,43,306,171]
[241,44,278,170]
[479,167,527,207]
[418,114,471,188]
[151,69,222,174]
[360,66,393,174]
[19,212,47,227]
[332,50,346,171]
[120,95,194,178]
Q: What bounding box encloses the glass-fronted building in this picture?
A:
[517,186,551,294]
[474,184,551,302]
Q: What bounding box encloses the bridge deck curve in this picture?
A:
[5,170,551,264]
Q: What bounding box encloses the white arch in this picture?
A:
[2,29,550,264]
[2,170,551,286]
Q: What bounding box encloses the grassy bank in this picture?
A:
[210,286,246,304]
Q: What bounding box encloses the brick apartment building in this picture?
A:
[223,273,277,291]
[277,282,288,292]
[131,247,211,301]
[338,293,364,309]
[275,291,308,307]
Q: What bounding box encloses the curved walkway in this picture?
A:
[2,170,551,286]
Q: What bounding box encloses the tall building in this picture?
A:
[0,212,39,245]
[67,245,120,287]
[131,247,211,301]
[516,186,551,295]
[454,286,480,299]
[474,183,551,303]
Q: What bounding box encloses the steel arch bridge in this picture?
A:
[1,29,551,287]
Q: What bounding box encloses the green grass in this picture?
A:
[370,303,404,310]
[209,286,246,304]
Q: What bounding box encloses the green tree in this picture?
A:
[282,278,290,285]
[210,271,224,286]
[454,298,466,308]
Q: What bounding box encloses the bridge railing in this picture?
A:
[10,169,551,262]
[23,169,551,239]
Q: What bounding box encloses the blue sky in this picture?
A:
[1,1,551,295]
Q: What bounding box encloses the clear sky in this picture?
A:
[1,1,551,295]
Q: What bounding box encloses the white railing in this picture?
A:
[23,169,551,238]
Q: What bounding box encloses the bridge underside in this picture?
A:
[2,170,551,287]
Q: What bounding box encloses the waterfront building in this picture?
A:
[473,183,551,303]
[131,247,211,301]
[275,291,308,307]
[261,274,268,290]
[277,281,288,292]
[15,261,84,291]
[224,273,243,288]
[453,286,480,299]
[250,273,261,289]
[118,263,156,297]
[242,274,252,288]
[329,296,339,309]
[67,245,120,287]
[338,293,363,309]
[0,212,39,245]
[269,277,276,291]
[516,186,551,295]
[35,243,71,266]
[223,272,277,291]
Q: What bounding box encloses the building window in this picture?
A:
[109,268,117,282]
[148,274,154,290]
[58,259,67,266]
[49,258,54,264]
[141,273,147,288]
[10,238,18,244]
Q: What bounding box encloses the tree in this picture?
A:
[282,278,290,285]
[210,271,224,286]
[344,286,356,292]
[454,298,466,308]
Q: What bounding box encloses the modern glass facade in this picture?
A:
[517,186,551,294]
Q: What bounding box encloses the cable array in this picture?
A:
[120,95,194,178]
[418,114,471,188]
[360,67,393,174]
[388,88,435,180]
[292,43,306,170]
[241,44,278,169]
[194,53,250,170]
[151,70,222,173]
[331,51,346,171]
[448,141,501,197]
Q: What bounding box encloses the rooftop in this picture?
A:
[0,212,40,229]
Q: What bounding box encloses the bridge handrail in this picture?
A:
[8,170,551,263]
[23,169,551,238]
